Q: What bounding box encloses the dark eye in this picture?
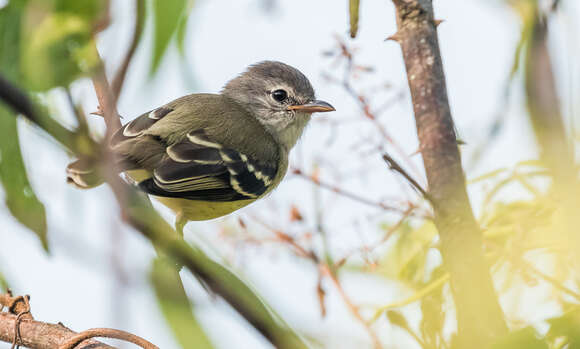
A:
[271,89,288,102]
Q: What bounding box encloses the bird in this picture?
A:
[67,61,335,233]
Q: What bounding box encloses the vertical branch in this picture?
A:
[390,0,507,346]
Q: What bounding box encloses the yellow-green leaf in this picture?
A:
[378,221,437,285]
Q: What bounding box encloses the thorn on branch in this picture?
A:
[433,19,444,27]
[90,106,104,117]
[385,32,402,42]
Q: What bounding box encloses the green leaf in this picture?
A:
[150,257,214,349]
[151,0,187,74]
[490,327,548,349]
[176,0,194,55]
[0,107,49,251]
[22,13,99,91]
[349,0,360,38]
[175,15,189,56]
[0,3,48,251]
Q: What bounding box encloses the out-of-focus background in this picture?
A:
[1,0,580,348]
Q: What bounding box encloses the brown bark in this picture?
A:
[0,313,113,349]
[390,0,507,346]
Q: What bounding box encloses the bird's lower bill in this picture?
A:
[155,196,256,221]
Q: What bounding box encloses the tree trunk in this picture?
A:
[390,0,508,346]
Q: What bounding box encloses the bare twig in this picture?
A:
[111,0,145,102]
[382,153,432,202]
[320,265,383,349]
[58,328,158,349]
[326,37,424,180]
[291,167,428,217]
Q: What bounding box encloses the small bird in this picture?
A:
[67,61,335,232]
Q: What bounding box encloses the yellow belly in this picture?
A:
[155,196,256,221]
[126,170,258,221]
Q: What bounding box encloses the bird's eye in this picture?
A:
[271,89,288,102]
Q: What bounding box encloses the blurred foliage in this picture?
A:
[19,0,104,90]
[151,257,214,349]
[0,0,48,251]
[377,221,437,287]
[151,0,193,73]
[22,12,99,91]
[547,307,580,347]
[490,327,548,349]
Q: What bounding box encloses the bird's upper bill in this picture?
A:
[287,100,335,113]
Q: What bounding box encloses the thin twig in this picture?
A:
[58,328,158,349]
[327,37,424,180]
[111,0,145,102]
[320,264,383,349]
[382,153,433,203]
[291,167,428,217]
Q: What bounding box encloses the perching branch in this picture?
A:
[389,0,507,346]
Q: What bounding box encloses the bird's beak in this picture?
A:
[287,100,335,113]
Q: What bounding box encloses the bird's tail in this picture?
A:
[66,159,105,189]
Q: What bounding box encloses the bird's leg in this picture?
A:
[175,211,187,237]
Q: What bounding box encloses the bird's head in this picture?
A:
[222,61,335,150]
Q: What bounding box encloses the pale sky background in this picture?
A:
[1,0,579,348]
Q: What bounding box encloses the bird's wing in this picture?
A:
[110,107,277,202]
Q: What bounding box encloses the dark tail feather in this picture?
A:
[66,159,104,189]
